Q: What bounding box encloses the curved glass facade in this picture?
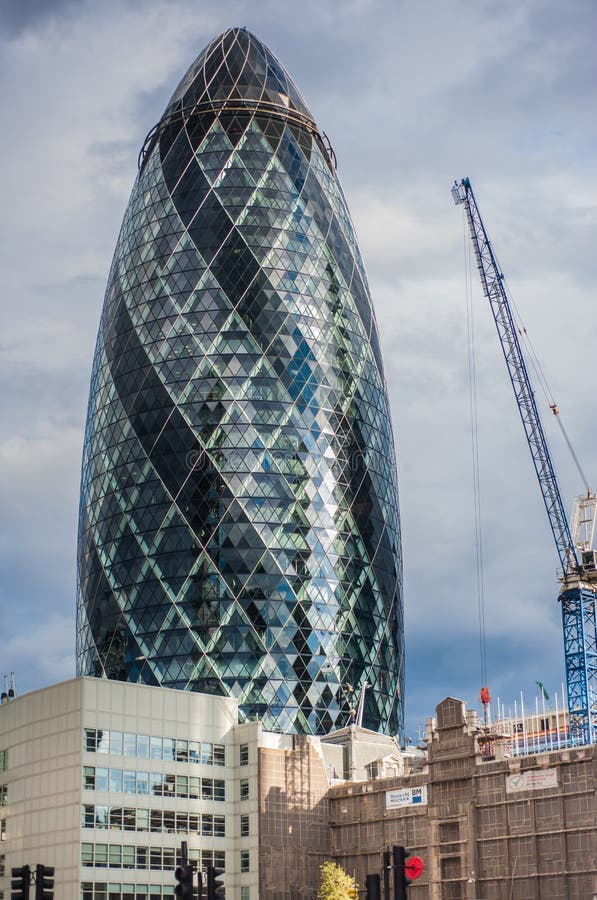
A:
[77,28,403,736]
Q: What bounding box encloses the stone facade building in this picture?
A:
[258,697,597,899]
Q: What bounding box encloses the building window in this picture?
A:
[240,850,250,873]
[83,728,225,766]
[81,884,177,899]
[82,805,225,837]
[0,854,5,876]
[240,814,249,837]
[0,750,7,772]
[0,819,6,841]
[214,744,225,766]
[201,850,225,870]
[240,744,249,766]
[0,786,7,807]
[82,842,184,871]
[240,778,249,800]
[81,768,224,801]
[240,889,250,900]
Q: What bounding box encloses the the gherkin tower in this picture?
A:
[76,27,403,736]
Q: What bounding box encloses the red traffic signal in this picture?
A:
[392,846,425,899]
[404,856,424,881]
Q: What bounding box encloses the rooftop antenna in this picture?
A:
[8,673,15,699]
[355,681,369,727]
[1,676,7,703]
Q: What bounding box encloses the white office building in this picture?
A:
[0,678,261,900]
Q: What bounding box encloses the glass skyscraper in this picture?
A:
[77,27,403,736]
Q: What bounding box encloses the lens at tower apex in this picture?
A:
[76,27,404,737]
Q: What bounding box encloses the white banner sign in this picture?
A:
[506,768,558,793]
[386,785,428,809]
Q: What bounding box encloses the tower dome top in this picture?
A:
[164,27,315,129]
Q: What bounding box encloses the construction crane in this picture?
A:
[451,177,597,745]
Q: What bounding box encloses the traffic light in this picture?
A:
[35,865,54,900]
[206,864,225,900]
[366,873,381,900]
[11,864,31,900]
[383,850,391,900]
[392,846,424,900]
[392,846,407,900]
[174,864,194,900]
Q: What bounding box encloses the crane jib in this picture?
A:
[452,178,578,577]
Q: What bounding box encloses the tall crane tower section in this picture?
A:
[452,176,597,745]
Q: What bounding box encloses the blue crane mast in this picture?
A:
[452,177,597,745]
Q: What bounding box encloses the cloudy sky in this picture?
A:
[1,0,596,739]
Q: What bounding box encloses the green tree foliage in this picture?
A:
[317,860,358,899]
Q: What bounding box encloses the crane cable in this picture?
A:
[463,209,489,694]
[500,270,591,495]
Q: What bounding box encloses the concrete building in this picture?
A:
[0,678,262,900]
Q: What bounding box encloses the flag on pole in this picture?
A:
[536,681,550,701]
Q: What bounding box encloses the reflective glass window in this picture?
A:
[123,734,137,757]
[200,743,213,765]
[136,808,149,832]
[188,742,199,763]
[136,771,149,795]
[188,777,200,799]
[109,769,122,793]
[123,771,137,794]
[96,768,109,792]
[110,733,123,756]
[175,740,188,763]
[214,745,225,766]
